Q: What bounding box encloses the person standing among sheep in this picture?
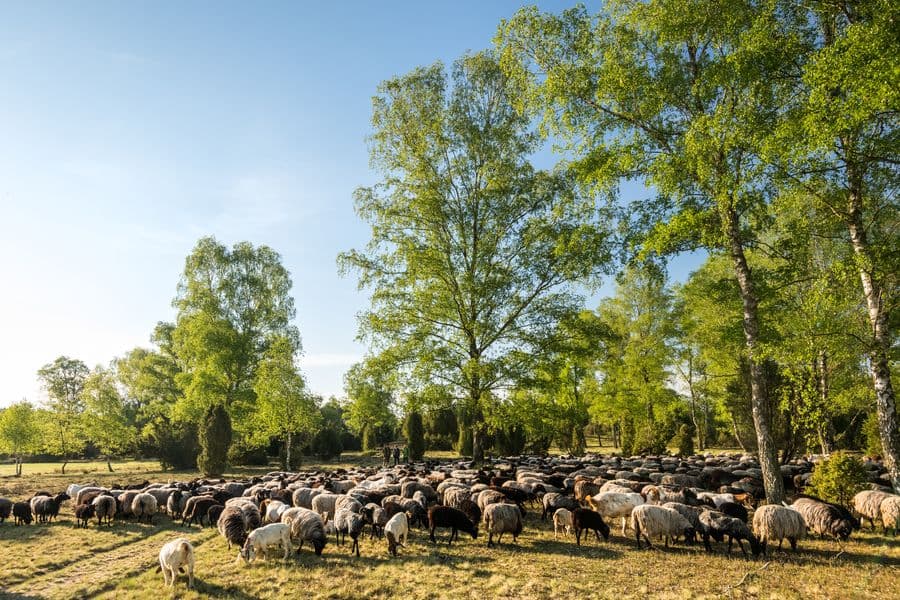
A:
[382,446,391,467]
[392,446,400,466]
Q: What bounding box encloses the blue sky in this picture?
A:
[0,1,703,406]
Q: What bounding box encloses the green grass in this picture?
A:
[1,457,897,599]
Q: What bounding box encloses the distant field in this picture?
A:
[3,452,895,600]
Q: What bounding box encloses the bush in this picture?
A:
[455,424,473,457]
[862,413,883,458]
[424,433,454,451]
[197,404,232,476]
[145,419,198,471]
[494,424,527,456]
[362,424,378,452]
[311,426,343,459]
[228,444,268,466]
[620,418,635,455]
[807,452,869,508]
[404,411,425,461]
[674,424,695,457]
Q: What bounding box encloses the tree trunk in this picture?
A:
[847,190,900,492]
[725,206,785,504]
[61,460,68,475]
[285,432,292,471]
[107,456,114,472]
[15,456,22,477]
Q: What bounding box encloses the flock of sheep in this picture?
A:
[1,452,898,590]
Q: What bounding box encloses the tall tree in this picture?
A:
[37,356,89,474]
[497,0,804,502]
[340,52,611,462]
[0,401,42,476]
[81,366,137,472]
[343,360,396,452]
[173,237,299,467]
[772,1,900,490]
[252,336,319,470]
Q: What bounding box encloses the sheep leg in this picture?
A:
[487,532,494,547]
[187,565,194,589]
[576,527,581,546]
[789,537,797,551]
[621,516,627,537]
[735,538,747,557]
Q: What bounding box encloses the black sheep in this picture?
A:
[206,504,225,526]
[699,510,762,558]
[572,508,610,545]
[541,493,578,521]
[74,503,95,528]
[0,498,11,523]
[718,501,749,523]
[428,505,478,545]
[32,492,70,523]
[183,497,222,527]
[217,506,248,549]
[13,501,33,525]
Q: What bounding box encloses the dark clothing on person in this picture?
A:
[392,447,400,466]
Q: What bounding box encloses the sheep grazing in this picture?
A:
[572,508,610,545]
[643,485,698,507]
[74,503,95,528]
[31,492,70,523]
[282,507,327,556]
[92,495,117,527]
[362,502,387,539]
[167,490,189,519]
[852,490,894,530]
[553,508,573,538]
[699,510,762,558]
[13,502,33,525]
[334,509,365,557]
[790,497,854,541]
[483,503,523,548]
[0,498,12,523]
[158,538,194,589]
[218,506,248,549]
[662,502,707,545]
[182,497,222,528]
[631,504,695,549]
[574,480,602,503]
[292,487,325,509]
[586,492,644,536]
[241,520,294,562]
[880,496,900,536]
[541,492,578,521]
[752,504,806,553]
[385,511,409,557]
[428,505,477,545]
[311,493,342,522]
[718,501,749,523]
[261,499,289,524]
[132,493,158,524]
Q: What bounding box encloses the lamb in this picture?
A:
[880,495,900,535]
[92,494,117,527]
[240,520,294,562]
[482,503,523,547]
[334,508,365,556]
[182,497,222,528]
[852,490,894,530]
[572,508,610,545]
[699,510,762,557]
[385,511,409,556]
[790,497,854,540]
[13,501,33,525]
[0,498,11,523]
[361,502,387,539]
[281,507,327,556]
[541,492,579,521]
[157,538,194,589]
[752,504,806,553]
[553,508,573,538]
[586,492,644,536]
[428,505,478,545]
[74,503,95,528]
[132,492,158,524]
[217,506,248,549]
[31,492,70,523]
[631,504,695,549]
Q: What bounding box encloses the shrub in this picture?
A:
[862,413,883,458]
[494,424,527,456]
[361,424,378,452]
[311,426,343,459]
[620,418,635,456]
[455,424,473,457]
[146,418,198,471]
[674,424,695,457]
[404,411,425,461]
[807,452,869,508]
[197,404,232,476]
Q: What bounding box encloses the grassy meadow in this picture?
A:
[1,456,898,599]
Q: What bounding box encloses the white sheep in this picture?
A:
[752,504,806,553]
[311,493,343,521]
[852,490,894,530]
[261,499,288,524]
[696,491,735,508]
[158,538,194,589]
[292,487,325,509]
[482,503,523,547]
[240,519,294,563]
[553,508,573,538]
[631,504,695,549]
[385,512,409,556]
[880,496,900,535]
[586,492,644,536]
[132,492,158,524]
